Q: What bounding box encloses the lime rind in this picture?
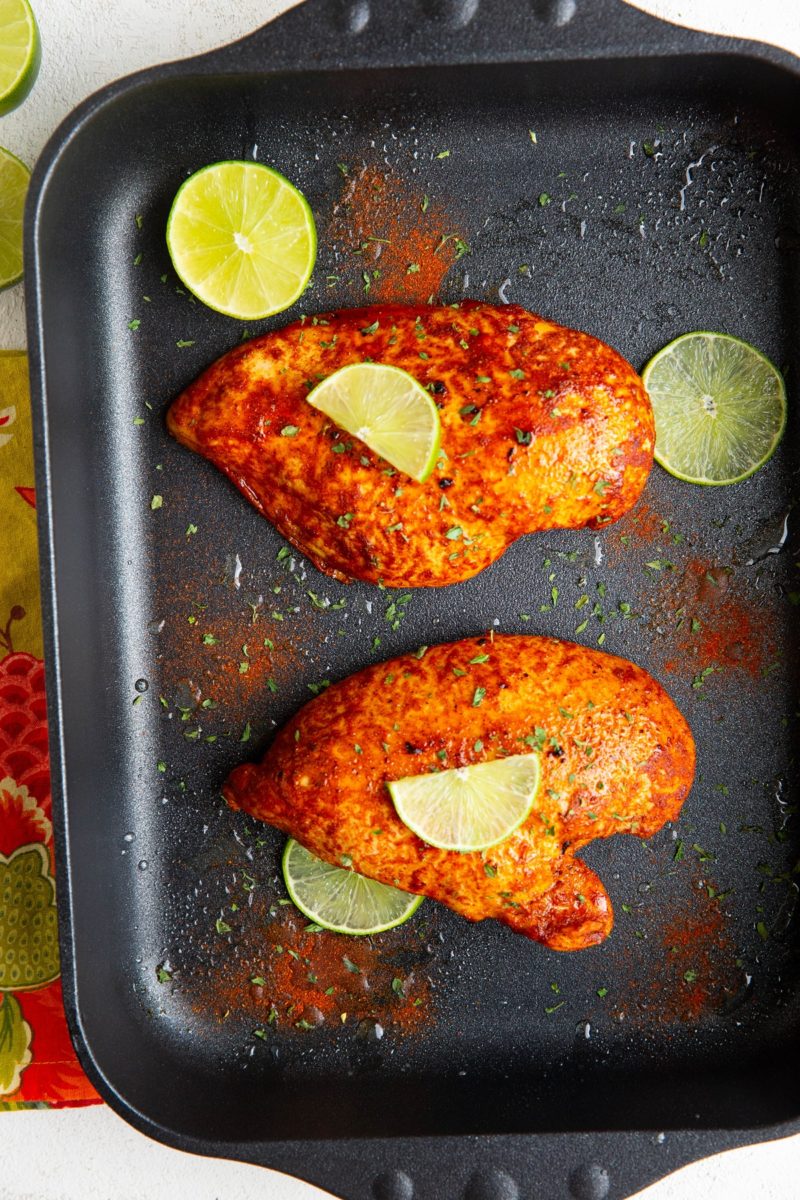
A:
[388,752,541,853]
[282,839,423,936]
[307,362,442,483]
[166,160,317,321]
[644,331,787,487]
[0,0,40,117]
[0,146,31,291]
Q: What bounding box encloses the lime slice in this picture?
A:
[282,839,423,936]
[166,161,317,320]
[0,0,40,117]
[388,752,541,853]
[0,146,30,291]
[643,331,786,486]
[307,362,441,482]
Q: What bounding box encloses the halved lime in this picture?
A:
[282,838,423,936]
[643,331,786,486]
[307,362,441,482]
[166,161,317,320]
[388,752,541,853]
[0,0,40,117]
[0,146,30,291]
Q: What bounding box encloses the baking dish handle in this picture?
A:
[197,0,714,76]
[257,1126,753,1200]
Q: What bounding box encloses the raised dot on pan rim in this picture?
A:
[421,0,481,28]
[344,0,370,32]
[532,0,577,24]
[568,1162,611,1200]
[464,1166,520,1200]
[372,1168,414,1200]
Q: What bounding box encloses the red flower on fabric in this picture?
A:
[0,777,51,856]
[0,652,50,815]
[15,487,36,509]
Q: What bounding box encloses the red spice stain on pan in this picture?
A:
[612,880,747,1026]
[655,558,777,681]
[328,166,468,304]
[153,566,314,738]
[620,500,672,546]
[190,895,435,1039]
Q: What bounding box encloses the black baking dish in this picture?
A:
[26,1,800,1197]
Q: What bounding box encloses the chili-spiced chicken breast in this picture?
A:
[224,636,694,951]
[168,303,654,587]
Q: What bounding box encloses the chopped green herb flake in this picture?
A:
[692,666,716,690]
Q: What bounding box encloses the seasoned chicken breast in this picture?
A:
[224,636,694,951]
[168,303,654,588]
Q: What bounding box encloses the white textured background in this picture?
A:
[2,1,800,1197]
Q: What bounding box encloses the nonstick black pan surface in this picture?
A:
[26,2,800,1197]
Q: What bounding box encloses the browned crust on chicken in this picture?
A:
[168,303,653,587]
[224,636,694,951]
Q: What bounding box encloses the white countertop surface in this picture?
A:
[2,2,799,1197]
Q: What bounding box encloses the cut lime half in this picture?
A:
[307,362,441,482]
[388,752,541,853]
[0,0,39,117]
[166,161,317,320]
[0,146,30,291]
[282,838,423,936]
[643,331,786,486]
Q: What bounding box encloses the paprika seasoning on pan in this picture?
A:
[329,166,469,304]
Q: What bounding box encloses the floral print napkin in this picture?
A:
[0,351,100,1107]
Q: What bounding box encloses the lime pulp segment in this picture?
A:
[0,0,39,116]
[388,752,541,853]
[282,839,423,936]
[166,161,317,320]
[307,362,442,482]
[0,146,30,290]
[644,331,786,486]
